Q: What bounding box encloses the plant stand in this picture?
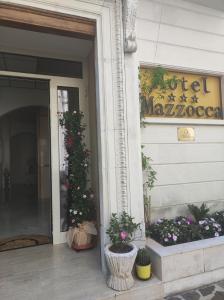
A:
[105,243,138,291]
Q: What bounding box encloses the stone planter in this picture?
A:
[147,236,224,296]
[105,243,138,291]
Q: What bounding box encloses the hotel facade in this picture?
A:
[0,0,224,298]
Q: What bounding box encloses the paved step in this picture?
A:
[99,275,164,300]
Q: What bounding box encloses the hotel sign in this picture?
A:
[140,69,222,119]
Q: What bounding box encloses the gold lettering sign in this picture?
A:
[178,127,195,141]
[140,68,222,119]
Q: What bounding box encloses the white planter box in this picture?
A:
[146,236,224,296]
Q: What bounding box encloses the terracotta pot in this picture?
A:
[105,243,137,291]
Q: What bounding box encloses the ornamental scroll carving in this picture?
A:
[122,0,138,53]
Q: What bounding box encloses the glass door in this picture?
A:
[0,75,51,251]
[50,78,85,244]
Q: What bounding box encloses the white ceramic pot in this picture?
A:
[105,243,138,291]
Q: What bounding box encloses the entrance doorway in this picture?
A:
[0,76,51,251]
[0,20,98,248]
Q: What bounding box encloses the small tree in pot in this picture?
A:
[59,110,97,250]
[135,248,151,280]
[105,211,140,291]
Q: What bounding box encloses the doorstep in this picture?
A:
[0,243,164,300]
[99,275,164,300]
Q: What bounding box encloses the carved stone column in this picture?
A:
[112,0,129,213]
[123,0,145,237]
[123,0,138,53]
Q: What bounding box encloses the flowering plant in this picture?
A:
[106,211,140,253]
[148,218,181,246]
[147,214,224,247]
[174,216,197,243]
[212,210,224,233]
[59,110,96,228]
[198,217,222,239]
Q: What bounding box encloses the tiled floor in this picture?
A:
[0,243,163,300]
[0,187,50,239]
[2,243,224,300]
[0,244,107,300]
[166,281,224,300]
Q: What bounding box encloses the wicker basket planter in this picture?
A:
[67,222,97,251]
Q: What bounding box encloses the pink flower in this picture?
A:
[120,231,128,240]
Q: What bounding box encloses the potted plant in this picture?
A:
[59,110,97,250]
[105,211,140,291]
[135,248,151,280]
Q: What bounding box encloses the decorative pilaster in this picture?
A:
[111,0,141,215]
[122,0,145,236]
[113,0,129,212]
[122,0,138,53]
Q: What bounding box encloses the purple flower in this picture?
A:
[187,217,193,224]
[172,234,177,242]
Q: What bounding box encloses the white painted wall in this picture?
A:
[137,0,224,220]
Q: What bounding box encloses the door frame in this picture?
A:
[0,70,85,244]
[0,1,129,273]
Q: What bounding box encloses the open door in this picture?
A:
[50,77,85,244]
[0,76,51,251]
